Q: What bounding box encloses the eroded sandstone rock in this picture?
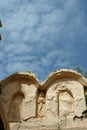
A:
[0,69,87,130]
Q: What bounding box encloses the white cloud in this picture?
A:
[0,0,87,81]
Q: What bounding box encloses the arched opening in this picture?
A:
[0,116,4,130]
[7,91,25,122]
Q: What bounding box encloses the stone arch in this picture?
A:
[45,84,74,118]
[0,71,40,87]
[43,69,87,89]
[7,91,25,122]
[43,69,87,119]
[0,71,40,122]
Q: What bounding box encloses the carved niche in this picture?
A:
[58,87,74,117]
[37,90,46,118]
[7,91,25,122]
[7,82,38,122]
[46,78,86,119]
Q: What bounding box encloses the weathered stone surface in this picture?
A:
[46,78,86,119]
[0,69,87,130]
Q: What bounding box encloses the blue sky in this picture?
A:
[0,0,87,81]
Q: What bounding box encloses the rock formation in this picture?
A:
[0,69,87,130]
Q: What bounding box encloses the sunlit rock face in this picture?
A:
[0,69,87,130]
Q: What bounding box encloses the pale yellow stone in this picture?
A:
[0,69,87,130]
